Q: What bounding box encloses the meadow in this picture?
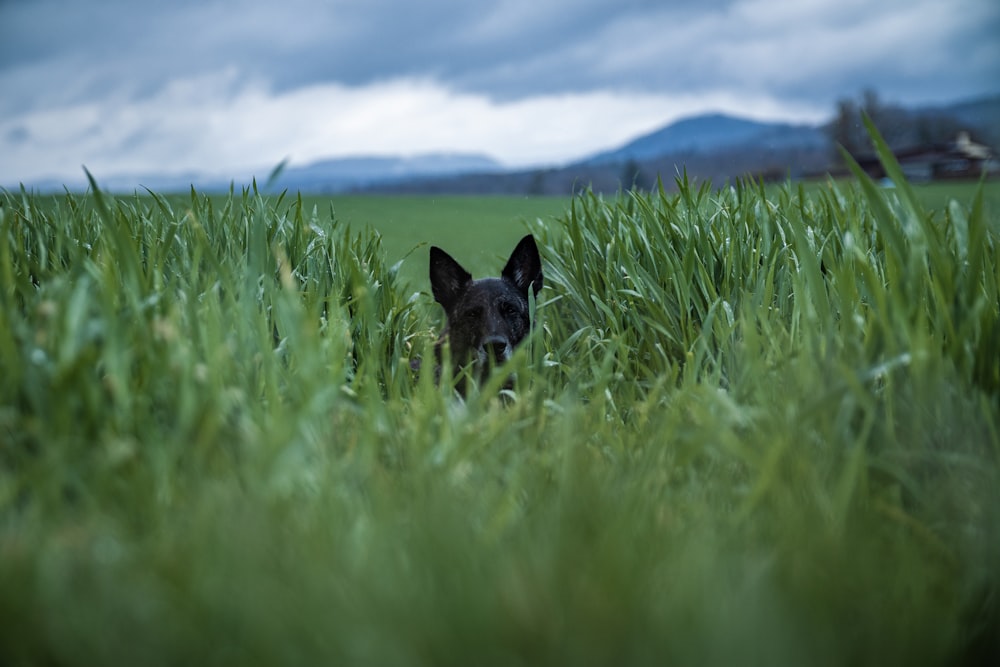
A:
[300,193,572,287]
[1,131,999,665]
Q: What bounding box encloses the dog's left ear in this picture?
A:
[502,235,543,298]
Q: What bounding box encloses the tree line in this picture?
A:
[827,89,986,163]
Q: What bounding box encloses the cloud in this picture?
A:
[5,0,996,107]
[1,0,997,182]
[0,71,828,183]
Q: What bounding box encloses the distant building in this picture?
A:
[855,131,998,181]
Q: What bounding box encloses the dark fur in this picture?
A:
[429,234,543,392]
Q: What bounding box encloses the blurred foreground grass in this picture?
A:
[1,144,999,664]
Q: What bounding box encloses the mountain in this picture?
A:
[371,94,998,195]
[584,113,828,165]
[11,93,995,195]
[372,113,833,195]
[270,152,503,193]
[13,152,503,194]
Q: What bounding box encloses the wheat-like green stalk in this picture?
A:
[0,123,997,665]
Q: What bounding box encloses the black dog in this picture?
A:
[429,234,543,392]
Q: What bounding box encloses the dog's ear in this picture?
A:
[429,246,472,312]
[502,235,543,298]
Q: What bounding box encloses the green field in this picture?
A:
[1,142,999,666]
[307,194,572,287]
[81,179,998,291]
[302,182,1000,289]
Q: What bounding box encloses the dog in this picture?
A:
[428,234,543,393]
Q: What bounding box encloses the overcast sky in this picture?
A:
[2,0,998,185]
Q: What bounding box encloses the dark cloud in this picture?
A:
[2,0,997,115]
[5,125,30,145]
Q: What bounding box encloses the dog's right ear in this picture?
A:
[429,246,472,312]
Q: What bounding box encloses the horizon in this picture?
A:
[3,0,998,188]
[8,90,998,192]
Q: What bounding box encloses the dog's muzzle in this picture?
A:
[479,336,512,366]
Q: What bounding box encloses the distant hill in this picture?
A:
[18,152,503,194]
[369,113,834,195]
[12,93,996,194]
[269,153,503,193]
[584,113,827,165]
[369,93,999,195]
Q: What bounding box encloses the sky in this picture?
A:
[2,0,998,186]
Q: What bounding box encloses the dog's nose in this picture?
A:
[482,336,510,364]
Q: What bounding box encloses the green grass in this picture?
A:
[313,194,571,285]
[1,151,999,665]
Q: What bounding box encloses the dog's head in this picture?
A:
[430,235,543,384]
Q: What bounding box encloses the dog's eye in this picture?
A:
[462,306,483,320]
[499,302,519,319]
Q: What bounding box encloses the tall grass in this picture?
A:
[1,133,998,666]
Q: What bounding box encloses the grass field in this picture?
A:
[1,134,999,666]
[300,181,1000,289]
[307,194,572,287]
